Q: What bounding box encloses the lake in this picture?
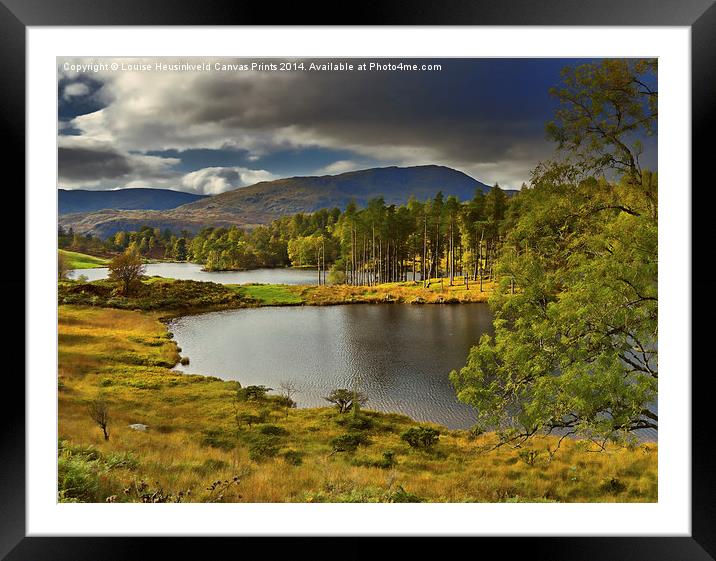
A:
[68,262,320,285]
[168,304,493,429]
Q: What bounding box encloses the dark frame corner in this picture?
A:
[4,1,714,559]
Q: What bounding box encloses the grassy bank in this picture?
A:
[58,304,657,503]
[58,275,494,317]
[59,249,109,269]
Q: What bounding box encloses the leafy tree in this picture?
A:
[173,238,188,261]
[325,388,368,414]
[58,251,70,280]
[546,58,657,181]
[450,59,658,447]
[237,385,272,401]
[107,248,146,295]
[401,426,440,449]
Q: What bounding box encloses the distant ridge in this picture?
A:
[59,165,503,238]
[58,188,207,215]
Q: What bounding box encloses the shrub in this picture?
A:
[249,440,279,462]
[236,413,263,429]
[386,485,423,503]
[517,449,542,466]
[401,426,440,449]
[352,450,397,469]
[336,414,373,431]
[258,424,289,436]
[179,356,190,365]
[201,429,236,451]
[600,477,627,494]
[331,432,369,452]
[105,451,139,471]
[283,450,304,466]
[58,452,102,502]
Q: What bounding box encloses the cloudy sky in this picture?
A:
[57,57,656,194]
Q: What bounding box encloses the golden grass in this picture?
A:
[58,304,657,503]
[291,276,495,306]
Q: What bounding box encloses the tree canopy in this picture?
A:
[451,59,658,447]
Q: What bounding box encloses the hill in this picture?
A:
[59,188,207,215]
[59,166,500,238]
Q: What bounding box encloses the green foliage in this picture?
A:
[517,449,543,467]
[108,248,146,295]
[201,429,236,451]
[282,450,304,466]
[57,440,136,502]
[352,450,397,469]
[58,277,249,312]
[331,432,370,452]
[336,414,374,431]
[451,59,658,445]
[386,485,423,503]
[401,426,440,449]
[547,59,657,180]
[325,388,368,414]
[248,439,279,462]
[258,424,289,436]
[237,385,272,401]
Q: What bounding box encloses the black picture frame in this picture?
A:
[3,1,712,559]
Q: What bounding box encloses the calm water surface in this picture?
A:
[168,304,494,429]
[68,262,319,285]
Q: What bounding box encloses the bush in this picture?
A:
[236,413,263,428]
[600,477,627,494]
[58,452,103,502]
[248,440,279,462]
[401,426,440,449]
[201,429,236,451]
[258,424,289,436]
[179,356,190,365]
[386,485,423,503]
[336,415,373,431]
[105,451,139,471]
[331,432,370,452]
[283,450,304,466]
[352,450,397,469]
[517,449,542,466]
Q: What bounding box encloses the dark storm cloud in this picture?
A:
[176,59,561,163]
[58,145,133,181]
[57,140,181,189]
[58,57,655,190]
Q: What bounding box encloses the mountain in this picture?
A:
[182,165,491,218]
[58,188,207,215]
[59,166,498,238]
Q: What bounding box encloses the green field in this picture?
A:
[59,249,109,269]
[230,283,304,305]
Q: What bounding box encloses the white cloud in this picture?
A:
[315,160,364,175]
[179,166,277,195]
[62,82,89,100]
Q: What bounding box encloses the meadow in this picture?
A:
[58,249,109,269]
[58,304,657,503]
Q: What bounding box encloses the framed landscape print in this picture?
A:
[5,1,714,559]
